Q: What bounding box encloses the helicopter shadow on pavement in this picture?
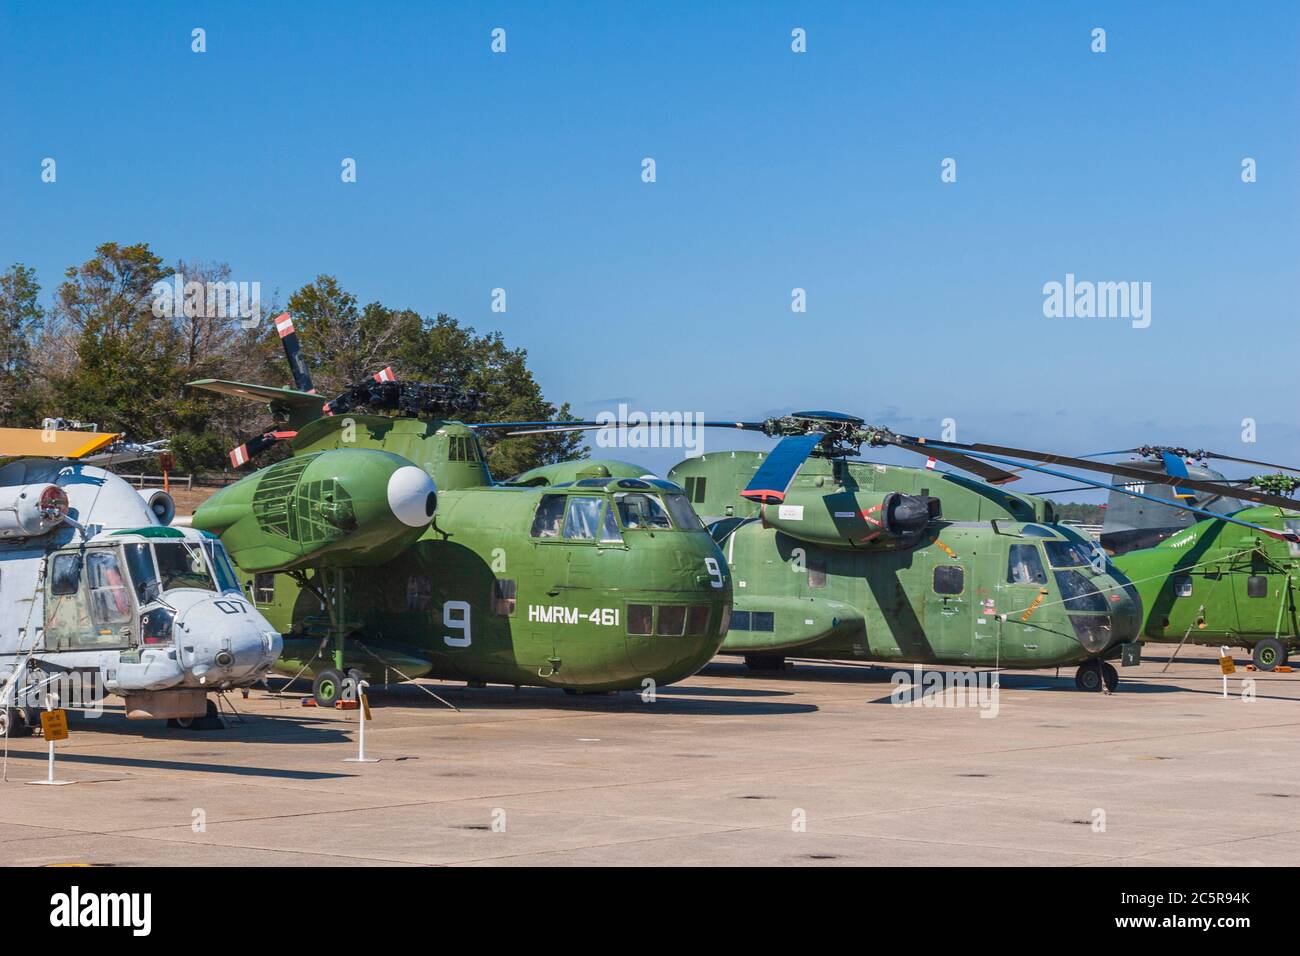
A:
[330,678,818,717]
[700,657,1200,700]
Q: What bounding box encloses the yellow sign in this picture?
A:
[1219,656,1236,675]
[40,709,69,741]
[361,693,372,721]
[1021,589,1048,623]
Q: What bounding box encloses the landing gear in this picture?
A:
[312,669,345,708]
[0,706,33,738]
[1252,639,1287,672]
[744,654,786,672]
[1075,660,1118,693]
[168,699,224,730]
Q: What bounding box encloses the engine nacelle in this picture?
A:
[0,483,69,539]
[762,488,939,549]
[137,488,176,525]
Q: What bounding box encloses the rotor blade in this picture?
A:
[471,419,770,436]
[228,430,296,468]
[926,445,1299,542]
[187,379,321,409]
[741,433,824,504]
[273,312,316,394]
[1203,450,1300,475]
[1159,450,1195,500]
[925,440,1300,511]
[470,420,605,435]
[891,438,1021,485]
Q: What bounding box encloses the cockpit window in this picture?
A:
[600,506,623,544]
[86,550,132,625]
[203,540,241,593]
[1044,540,1097,569]
[154,542,216,592]
[562,496,603,540]
[616,492,672,530]
[530,495,566,538]
[663,493,704,531]
[123,542,160,604]
[1054,570,1108,612]
[1007,544,1047,585]
[1288,520,1300,558]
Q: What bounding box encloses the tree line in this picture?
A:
[0,242,585,476]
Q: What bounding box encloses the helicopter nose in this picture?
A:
[175,596,282,685]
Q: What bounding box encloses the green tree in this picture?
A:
[283,275,585,475]
[0,264,44,425]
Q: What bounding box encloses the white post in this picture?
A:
[29,690,73,786]
[344,679,379,763]
[1221,646,1230,699]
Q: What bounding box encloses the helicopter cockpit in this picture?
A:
[1005,523,1139,654]
[528,478,706,542]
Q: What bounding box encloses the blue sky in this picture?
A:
[1,1,1296,490]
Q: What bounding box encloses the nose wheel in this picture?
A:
[0,706,34,738]
[1075,660,1118,693]
[168,698,224,730]
[312,669,345,708]
[1252,639,1287,672]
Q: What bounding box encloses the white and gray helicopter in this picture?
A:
[0,427,282,735]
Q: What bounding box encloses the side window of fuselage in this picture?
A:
[493,579,517,616]
[1007,544,1047,585]
[933,566,964,595]
[530,495,566,538]
[253,572,277,605]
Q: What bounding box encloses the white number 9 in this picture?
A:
[705,557,724,589]
[443,600,472,647]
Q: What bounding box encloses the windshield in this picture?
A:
[203,540,241,592]
[663,493,704,531]
[1044,540,1097,569]
[615,492,673,530]
[154,541,216,592]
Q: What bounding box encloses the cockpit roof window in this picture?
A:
[1019,524,1058,538]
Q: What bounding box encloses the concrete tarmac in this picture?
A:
[2,646,1297,866]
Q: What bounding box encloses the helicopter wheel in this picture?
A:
[1100,662,1118,693]
[744,654,786,672]
[169,699,223,730]
[1075,661,1103,692]
[313,669,345,708]
[0,706,33,738]
[1252,639,1286,672]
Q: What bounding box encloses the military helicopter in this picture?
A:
[513,410,1298,691]
[0,428,282,736]
[186,314,732,705]
[864,435,1300,672]
[1031,444,1298,555]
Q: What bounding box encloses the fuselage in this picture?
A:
[1113,506,1300,649]
[715,517,1139,668]
[208,417,732,692]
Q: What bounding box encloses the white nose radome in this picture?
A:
[387,465,438,528]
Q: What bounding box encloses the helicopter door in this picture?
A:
[43,547,135,651]
[924,556,973,661]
